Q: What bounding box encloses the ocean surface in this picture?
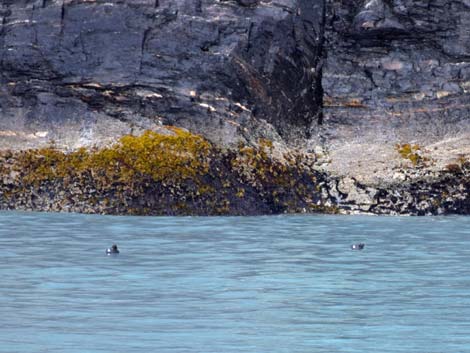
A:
[1,212,470,353]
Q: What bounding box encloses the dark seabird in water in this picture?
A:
[351,243,365,250]
[106,244,120,254]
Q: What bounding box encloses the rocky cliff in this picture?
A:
[0,0,324,149]
[3,0,469,150]
[2,0,470,215]
[322,0,470,146]
[319,0,470,192]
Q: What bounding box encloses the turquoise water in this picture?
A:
[1,212,470,353]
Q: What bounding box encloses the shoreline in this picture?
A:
[1,130,469,217]
[0,130,334,216]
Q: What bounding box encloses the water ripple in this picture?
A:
[1,212,470,353]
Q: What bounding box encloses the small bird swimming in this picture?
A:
[106,244,120,255]
[351,243,365,250]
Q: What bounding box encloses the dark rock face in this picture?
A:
[322,0,470,145]
[3,0,469,149]
[2,0,470,149]
[0,0,325,149]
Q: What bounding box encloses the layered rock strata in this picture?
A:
[322,0,470,146]
[0,0,324,149]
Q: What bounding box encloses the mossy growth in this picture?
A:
[231,139,289,187]
[228,138,326,213]
[236,187,246,198]
[15,127,211,186]
[2,131,333,216]
[396,143,424,166]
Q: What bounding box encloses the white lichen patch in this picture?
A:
[413,92,426,101]
[199,103,216,112]
[0,130,48,139]
[436,91,451,99]
[34,131,49,138]
[0,130,18,137]
[135,90,163,99]
[460,81,470,93]
[233,102,251,112]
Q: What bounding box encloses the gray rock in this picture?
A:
[322,0,470,146]
[337,177,377,206]
[2,0,469,151]
[0,0,325,149]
